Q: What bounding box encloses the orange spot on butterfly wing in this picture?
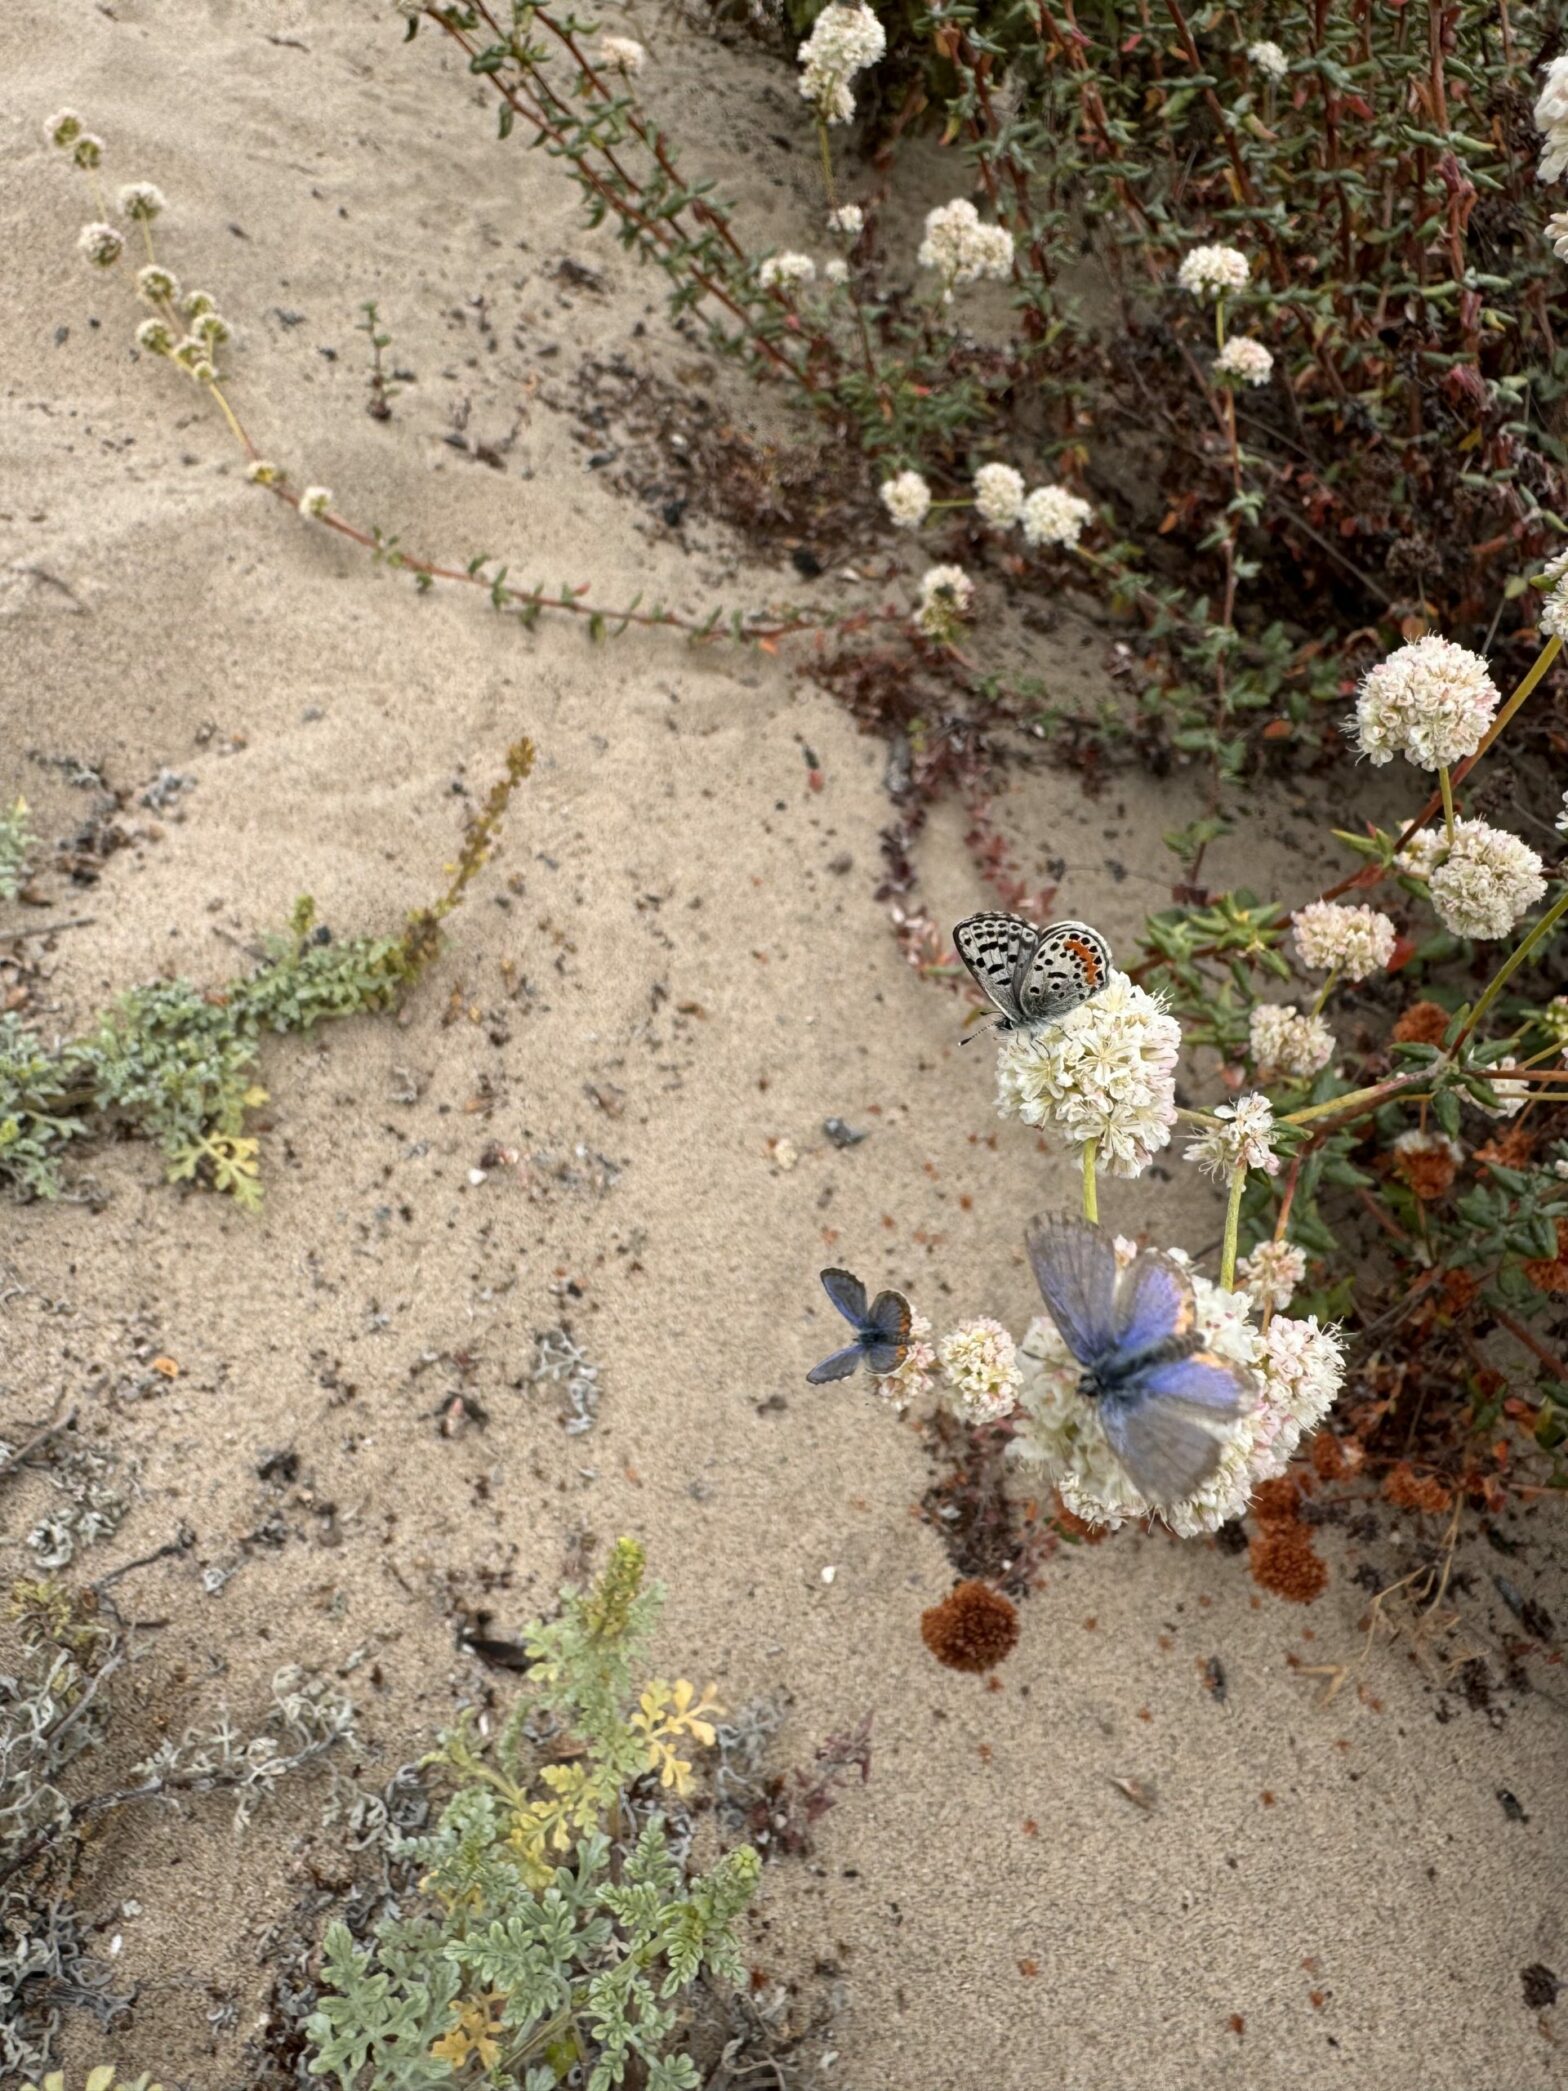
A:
[1063,933,1106,986]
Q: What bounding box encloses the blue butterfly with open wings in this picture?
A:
[1026,1215,1254,1505]
[805,1267,913,1384]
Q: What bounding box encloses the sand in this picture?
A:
[3,4,1564,2087]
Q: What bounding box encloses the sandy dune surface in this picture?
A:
[3,5,1564,2086]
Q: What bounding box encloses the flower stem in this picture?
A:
[203,379,253,455]
[1438,762,1455,845]
[1454,883,1568,1050]
[1220,1164,1246,1290]
[1283,1070,1431,1127]
[1310,966,1340,1018]
[1082,1137,1099,1224]
[816,119,835,208]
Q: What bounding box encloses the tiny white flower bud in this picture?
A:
[77,221,123,268]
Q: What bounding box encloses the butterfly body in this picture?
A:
[955,912,1112,1037]
[806,1267,912,1384]
[1026,1215,1251,1506]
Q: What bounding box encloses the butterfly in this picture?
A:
[806,1267,913,1384]
[954,912,1112,1038]
[1025,1215,1252,1506]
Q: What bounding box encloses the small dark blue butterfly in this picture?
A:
[806,1268,913,1385]
[1025,1215,1253,1506]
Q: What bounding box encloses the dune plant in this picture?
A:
[398,3,1568,841]
[306,1539,761,2091]
[0,742,533,1208]
[1,1580,355,2081]
[847,569,1568,1563]
[1,800,33,901]
[43,113,852,654]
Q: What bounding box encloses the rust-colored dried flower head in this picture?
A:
[1392,999,1451,1046]
[1523,1219,1568,1296]
[1392,1129,1460,1201]
[1249,1524,1328,1604]
[1381,1462,1454,1515]
[1052,1494,1110,1545]
[1309,1431,1346,1480]
[1439,1267,1480,1316]
[1250,1475,1303,1526]
[921,1580,1020,1673]
[1475,1123,1537,1170]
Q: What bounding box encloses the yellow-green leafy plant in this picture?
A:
[0,742,532,1208]
[306,1539,761,2090]
[0,798,33,900]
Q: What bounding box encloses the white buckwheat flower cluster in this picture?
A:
[137,262,178,303]
[1541,556,1568,640]
[1352,635,1499,770]
[1013,1239,1344,1533]
[937,1318,1022,1425]
[1547,212,1568,262]
[117,181,167,221]
[1176,243,1249,298]
[598,34,646,73]
[973,463,1026,526]
[1249,1003,1336,1081]
[1558,788,1568,836]
[1537,56,1568,183]
[1426,818,1546,941]
[1185,1093,1281,1180]
[996,972,1181,1178]
[879,470,931,528]
[1246,39,1289,81]
[798,1,886,125]
[914,565,974,640]
[824,258,849,285]
[918,198,1014,296]
[1396,823,1449,880]
[78,222,123,268]
[1022,484,1094,549]
[1214,336,1274,387]
[299,486,334,520]
[828,203,864,236]
[758,251,816,291]
[1237,1239,1307,1313]
[1290,901,1396,980]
